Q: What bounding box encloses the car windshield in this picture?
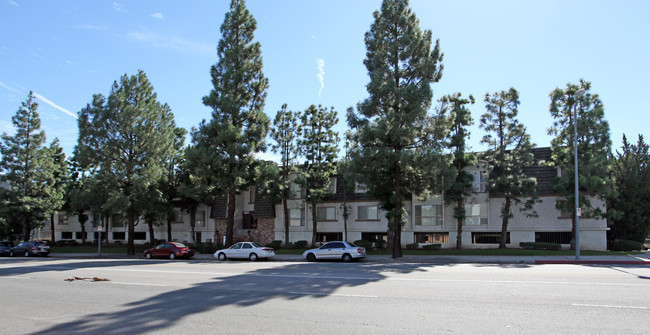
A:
[251,242,263,248]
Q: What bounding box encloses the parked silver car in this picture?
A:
[214,242,275,261]
[9,241,50,257]
[303,241,366,262]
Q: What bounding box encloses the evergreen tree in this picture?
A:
[480,88,539,248]
[295,105,339,247]
[42,139,68,243]
[440,93,475,250]
[0,92,56,241]
[74,70,178,255]
[548,79,611,250]
[347,0,446,258]
[270,103,300,245]
[607,135,650,243]
[197,0,269,247]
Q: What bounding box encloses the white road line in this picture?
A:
[111,282,168,287]
[289,291,379,298]
[572,303,650,310]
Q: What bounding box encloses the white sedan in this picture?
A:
[214,242,275,261]
[303,241,366,262]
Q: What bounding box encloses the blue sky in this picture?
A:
[1,0,648,160]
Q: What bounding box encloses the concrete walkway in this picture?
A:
[46,251,650,265]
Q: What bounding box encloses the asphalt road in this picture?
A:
[1,258,649,334]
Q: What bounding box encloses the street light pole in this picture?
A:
[573,88,586,260]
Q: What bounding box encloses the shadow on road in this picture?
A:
[0,258,429,335]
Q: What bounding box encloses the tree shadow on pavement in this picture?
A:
[17,260,430,335]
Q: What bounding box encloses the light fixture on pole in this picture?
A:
[573,88,586,260]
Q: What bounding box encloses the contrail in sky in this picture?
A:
[316,58,325,97]
[0,80,77,119]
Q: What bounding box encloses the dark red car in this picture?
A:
[143,242,194,260]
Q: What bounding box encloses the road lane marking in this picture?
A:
[111,282,168,287]
[572,303,650,310]
[289,291,379,298]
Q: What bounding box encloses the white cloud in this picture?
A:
[9,1,18,6]
[0,80,21,94]
[112,2,125,12]
[316,58,325,97]
[126,30,212,55]
[151,13,164,20]
[75,24,106,31]
[32,92,78,119]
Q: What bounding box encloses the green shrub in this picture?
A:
[293,240,308,249]
[406,243,419,249]
[519,242,561,250]
[422,244,441,250]
[610,239,644,251]
[354,239,373,250]
[266,240,282,249]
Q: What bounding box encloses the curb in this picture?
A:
[535,260,650,265]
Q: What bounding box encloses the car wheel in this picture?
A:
[9,250,14,257]
[342,253,352,262]
[249,253,258,261]
[306,253,316,262]
[145,252,152,259]
[218,253,226,261]
[169,252,176,260]
[24,251,30,257]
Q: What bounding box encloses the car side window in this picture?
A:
[332,242,345,248]
[242,243,252,249]
[230,243,242,249]
[321,243,334,249]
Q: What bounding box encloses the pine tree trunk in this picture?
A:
[311,202,318,248]
[456,199,463,249]
[148,221,155,245]
[226,192,236,247]
[283,197,289,245]
[127,205,135,256]
[50,213,56,243]
[167,218,172,242]
[500,198,511,249]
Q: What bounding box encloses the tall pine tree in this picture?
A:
[0,92,60,241]
[548,79,611,250]
[296,105,339,247]
[196,0,269,246]
[607,135,650,244]
[480,88,538,248]
[440,93,475,250]
[270,104,300,245]
[347,0,446,258]
[74,70,178,255]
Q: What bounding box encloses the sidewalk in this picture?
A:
[48,251,650,265]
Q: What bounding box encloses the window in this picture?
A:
[172,210,184,223]
[75,232,87,240]
[317,207,336,221]
[317,232,343,242]
[471,171,487,193]
[355,182,368,194]
[357,206,378,221]
[58,214,68,225]
[112,232,126,240]
[249,186,256,204]
[289,208,304,227]
[195,211,206,227]
[133,232,146,240]
[327,177,337,194]
[535,231,572,244]
[464,203,487,225]
[289,181,305,199]
[61,232,73,239]
[414,232,449,244]
[415,205,442,226]
[242,211,258,229]
[472,232,508,244]
[112,214,125,228]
